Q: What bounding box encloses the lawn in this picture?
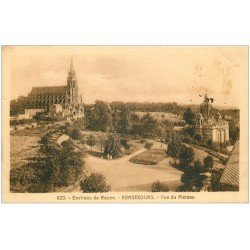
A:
[129,149,167,165]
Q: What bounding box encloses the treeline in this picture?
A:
[85,101,174,139]
[10,129,85,193]
[10,96,29,116]
[85,101,185,114]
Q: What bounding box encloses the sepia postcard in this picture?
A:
[1,46,248,203]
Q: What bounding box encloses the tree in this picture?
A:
[229,121,240,143]
[87,134,97,151]
[70,128,83,140]
[194,134,202,142]
[104,134,122,158]
[94,101,113,132]
[118,104,132,134]
[11,131,85,193]
[166,140,182,162]
[151,180,169,192]
[203,155,214,171]
[179,145,194,168]
[80,172,110,193]
[140,113,164,139]
[183,107,195,125]
[184,126,196,138]
[84,101,113,132]
[180,160,205,191]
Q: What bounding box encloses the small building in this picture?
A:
[194,94,229,144]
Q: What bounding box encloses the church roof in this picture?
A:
[30,86,67,96]
[203,116,228,127]
[220,140,239,187]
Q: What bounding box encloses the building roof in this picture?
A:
[203,116,228,127]
[30,86,67,96]
[220,140,239,187]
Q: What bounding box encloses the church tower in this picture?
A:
[67,57,78,105]
[65,57,84,118]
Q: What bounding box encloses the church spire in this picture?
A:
[70,56,74,73]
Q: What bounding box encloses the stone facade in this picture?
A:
[195,95,229,144]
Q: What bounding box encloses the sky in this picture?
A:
[7,46,248,108]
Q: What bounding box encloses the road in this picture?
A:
[84,142,183,192]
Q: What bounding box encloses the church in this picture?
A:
[195,94,229,144]
[14,58,84,118]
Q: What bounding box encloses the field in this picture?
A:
[129,149,167,165]
[10,135,40,169]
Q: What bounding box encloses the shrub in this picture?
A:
[203,155,214,171]
[194,134,202,142]
[80,172,111,193]
[70,128,83,140]
[87,134,97,151]
[145,141,153,150]
[184,126,196,138]
[151,180,169,192]
[120,138,130,149]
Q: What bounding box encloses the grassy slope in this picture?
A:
[129,149,167,165]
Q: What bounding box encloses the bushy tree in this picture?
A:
[180,160,206,191]
[183,107,195,125]
[104,134,122,158]
[86,101,113,132]
[87,134,97,151]
[166,140,182,162]
[151,180,169,192]
[145,141,153,150]
[194,134,202,142]
[118,104,132,134]
[11,131,85,193]
[179,144,195,168]
[61,139,75,151]
[70,128,83,140]
[140,113,164,139]
[80,172,110,193]
[203,155,214,171]
[229,121,240,143]
[183,126,196,138]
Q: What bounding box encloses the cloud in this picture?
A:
[8,46,247,107]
